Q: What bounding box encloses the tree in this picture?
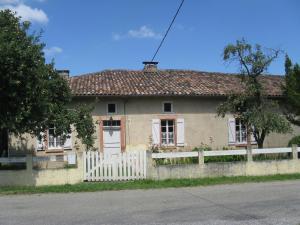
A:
[0,10,95,156]
[283,55,300,126]
[217,39,291,149]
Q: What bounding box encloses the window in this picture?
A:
[163,102,173,113]
[103,120,121,127]
[235,119,247,143]
[107,103,116,114]
[161,120,175,145]
[48,126,64,149]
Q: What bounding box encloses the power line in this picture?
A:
[151,0,185,62]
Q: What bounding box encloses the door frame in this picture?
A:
[99,116,126,153]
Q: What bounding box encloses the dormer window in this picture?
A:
[163,102,173,113]
[107,103,117,114]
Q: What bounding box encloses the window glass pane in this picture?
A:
[108,104,116,113]
[163,103,172,112]
[103,120,120,127]
[235,119,247,143]
[160,119,175,145]
[49,135,54,148]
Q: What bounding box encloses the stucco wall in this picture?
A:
[147,159,300,180]
[8,96,300,155]
[0,153,84,186]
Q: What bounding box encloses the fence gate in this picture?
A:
[83,151,147,181]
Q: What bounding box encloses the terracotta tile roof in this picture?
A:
[69,70,284,97]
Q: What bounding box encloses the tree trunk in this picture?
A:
[246,124,253,162]
[246,125,252,151]
[0,128,8,157]
[257,130,266,149]
[257,140,264,149]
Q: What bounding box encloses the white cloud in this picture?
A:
[113,25,162,41]
[0,2,48,24]
[44,46,62,57]
[128,26,161,39]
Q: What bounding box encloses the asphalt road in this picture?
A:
[0,180,300,225]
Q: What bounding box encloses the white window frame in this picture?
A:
[161,119,175,146]
[162,101,173,113]
[107,103,117,114]
[48,127,64,149]
[235,118,247,144]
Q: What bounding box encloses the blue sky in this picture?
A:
[1,0,300,76]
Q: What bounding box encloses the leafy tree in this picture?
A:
[0,10,95,156]
[217,39,291,149]
[283,55,300,126]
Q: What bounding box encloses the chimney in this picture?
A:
[143,61,158,72]
[57,70,70,79]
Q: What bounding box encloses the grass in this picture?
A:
[1,173,300,195]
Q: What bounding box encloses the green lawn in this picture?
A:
[1,173,300,195]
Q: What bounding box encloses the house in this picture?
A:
[8,62,300,157]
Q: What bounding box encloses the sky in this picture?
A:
[0,0,300,76]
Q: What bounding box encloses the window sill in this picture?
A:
[45,149,65,153]
[36,148,72,153]
[229,143,257,147]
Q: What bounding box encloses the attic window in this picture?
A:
[107,103,116,114]
[163,102,173,113]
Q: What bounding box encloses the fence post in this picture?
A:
[247,148,253,162]
[146,150,153,179]
[292,145,298,160]
[198,150,204,165]
[26,153,33,172]
[80,151,86,181]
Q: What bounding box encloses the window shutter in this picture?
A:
[37,132,44,150]
[152,119,160,145]
[64,133,72,149]
[37,131,47,150]
[228,118,236,144]
[176,118,185,147]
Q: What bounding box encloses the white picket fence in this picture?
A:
[83,151,147,181]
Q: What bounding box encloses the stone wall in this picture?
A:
[0,153,84,186]
[147,147,300,180]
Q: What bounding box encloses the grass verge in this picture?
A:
[1,173,300,195]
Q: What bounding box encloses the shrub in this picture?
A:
[192,143,212,152]
[288,136,300,147]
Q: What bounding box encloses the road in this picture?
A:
[0,180,300,225]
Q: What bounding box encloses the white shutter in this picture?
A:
[176,118,185,147]
[251,126,256,143]
[37,132,44,150]
[228,118,236,144]
[64,133,72,149]
[152,119,160,145]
